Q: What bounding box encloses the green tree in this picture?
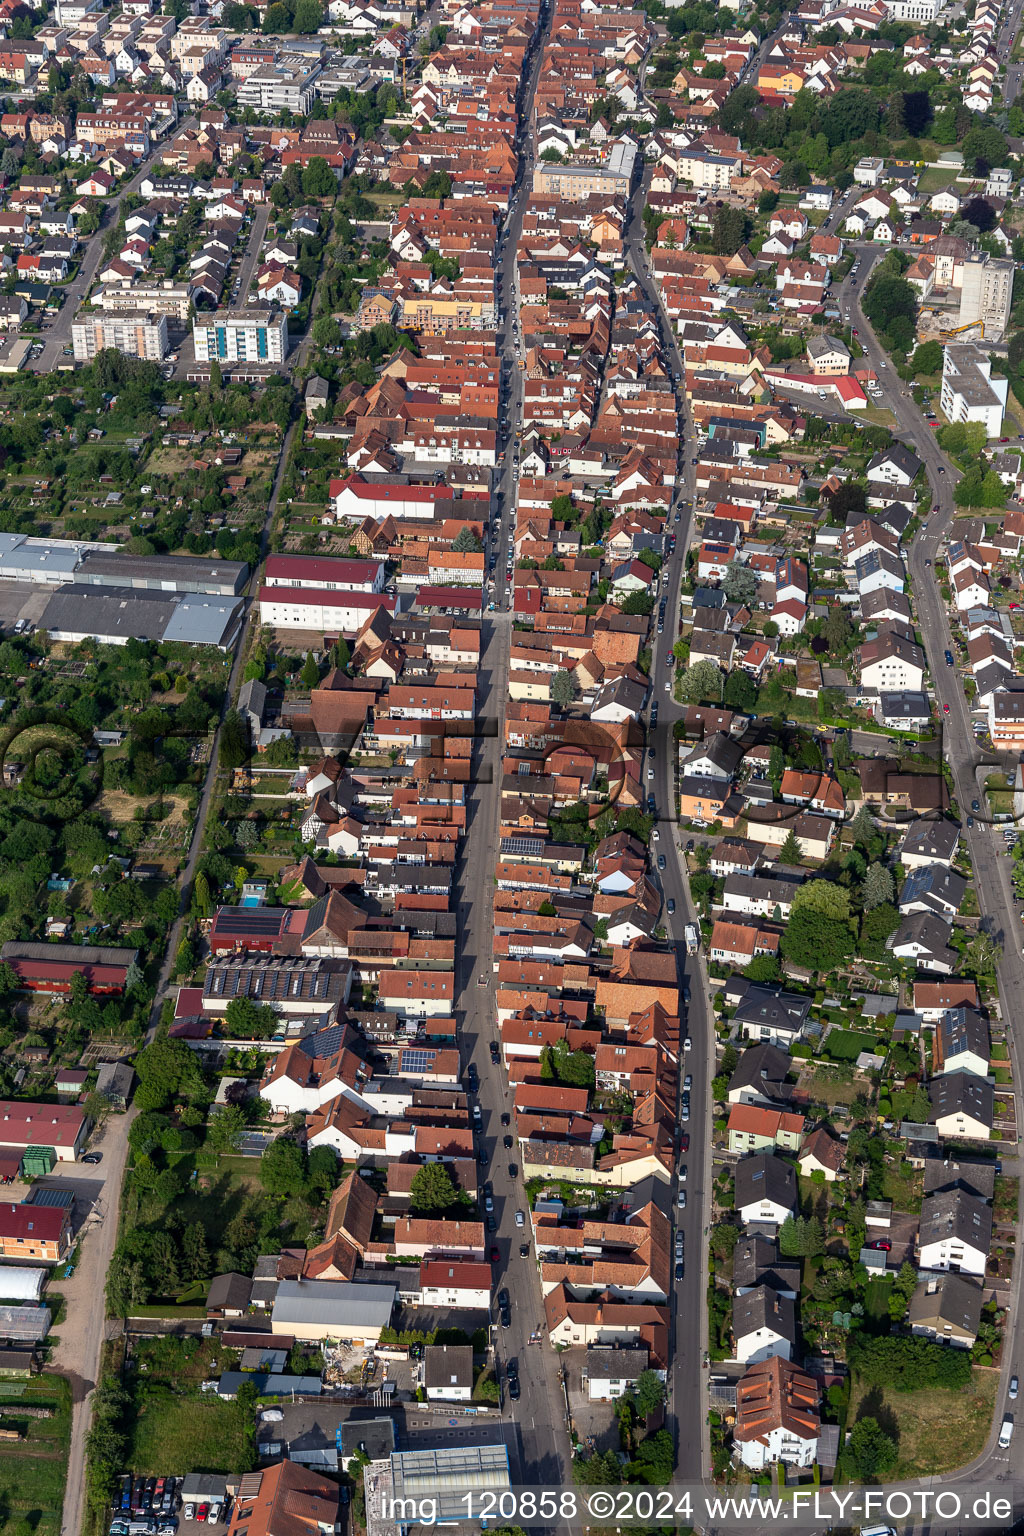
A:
[550,669,579,708]
[845,1417,898,1479]
[302,154,335,196]
[182,1221,210,1281]
[678,659,722,704]
[207,1103,246,1153]
[632,1369,666,1419]
[301,651,320,689]
[453,525,483,553]
[722,561,758,605]
[777,828,802,865]
[781,909,854,972]
[260,1137,308,1196]
[410,1161,459,1214]
[863,861,894,910]
[792,880,851,922]
[849,804,877,848]
[220,711,250,771]
[910,339,942,377]
[712,205,748,255]
[723,669,757,713]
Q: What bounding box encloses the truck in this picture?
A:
[684,923,699,955]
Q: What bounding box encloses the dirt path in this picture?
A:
[48,1109,135,1536]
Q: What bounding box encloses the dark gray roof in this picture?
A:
[584,1347,648,1380]
[886,911,959,966]
[206,1272,253,1313]
[900,817,960,863]
[923,1157,996,1201]
[732,1233,801,1296]
[908,1272,983,1337]
[728,1042,794,1103]
[732,1284,797,1345]
[936,1008,990,1070]
[929,1074,994,1130]
[867,442,922,480]
[734,1152,797,1214]
[423,1343,473,1389]
[899,864,967,916]
[919,1187,993,1252]
[733,983,812,1037]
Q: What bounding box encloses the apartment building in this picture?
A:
[237,55,323,114]
[193,309,289,364]
[957,253,1013,339]
[940,344,1007,438]
[532,140,637,201]
[72,311,169,363]
[95,283,194,323]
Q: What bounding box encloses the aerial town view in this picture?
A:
[0,0,1023,1529]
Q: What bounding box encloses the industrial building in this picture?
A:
[39,586,245,650]
[0,536,248,596]
[270,1279,396,1343]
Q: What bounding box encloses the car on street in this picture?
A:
[490,1042,500,1064]
[501,1112,510,1126]
[498,1289,511,1327]
[680,1164,687,1181]
[677,1189,686,1208]
[1011,1376,1019,1400]
[490,1245,499,1263]
[503,1134,513,1149]
[683,1036,691,1052]
[667,897,675,914]
[945,650,954,666]
[972,799,980,812]
[515,1209,525,1227]
[506,1363,520,1400]
[657,854,665,870]
[944,702,950,714]
[684,1074,692,1090]
[485,1212,496,1231]
[681,1100,689,1121]
[675,1260,684,1281]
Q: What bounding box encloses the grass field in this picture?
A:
[128,1338,250,1476]
[847,1369,998,1478]
[131,1392,249,1477]
[0,1375,72,1536]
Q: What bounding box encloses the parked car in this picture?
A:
[183,1509,195,1524]
[197,1507,209,1525]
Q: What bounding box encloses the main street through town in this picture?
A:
[798,246,1024,1512]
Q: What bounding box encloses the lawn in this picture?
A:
[800,1065,865,1106]
[881,1159,923,1212]
[863,1275,893,1324]
[847,1369,998,1478]
[0,1375,72,1536]
[821,1028,881,1062]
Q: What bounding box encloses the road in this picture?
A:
[832,247,1024,1506]
[623,168,712,1479]
[455,0,574,1486]
[32,120,197,374]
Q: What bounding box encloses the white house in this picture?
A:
[419,1262,492,1311]
[918,1189,991,1276]
[734,1357,821,1471]
[423,1344,473,1401]
[734,1153,797,1227]
[732,1287,796,1364]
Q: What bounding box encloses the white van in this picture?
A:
[999,1415,1014,1448]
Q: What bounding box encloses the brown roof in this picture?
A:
[225,1461,340,1536]
[734,1355,821,1446]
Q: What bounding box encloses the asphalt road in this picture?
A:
[624,170,712,1481]
[451,0,573,1489]
[32,118,197,374]
[836,249,1024,1509]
